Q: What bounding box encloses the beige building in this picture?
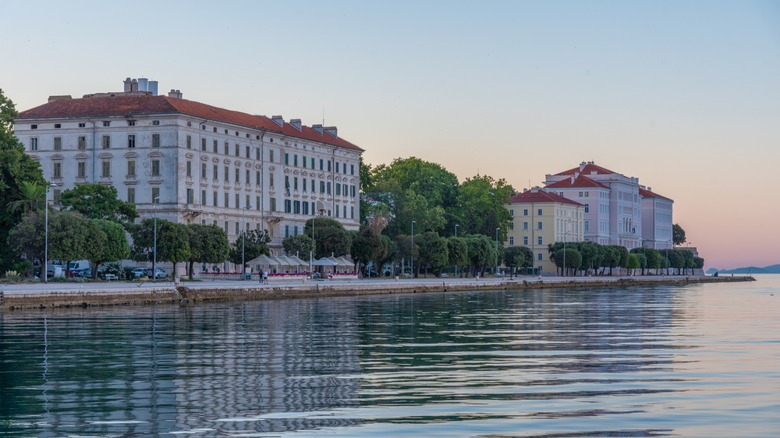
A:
[14,78,363,274]
[506,187,584,275]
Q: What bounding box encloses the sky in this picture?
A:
[2,0,779,270]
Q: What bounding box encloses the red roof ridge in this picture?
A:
[509,189,584,206]
[545,174,609,189]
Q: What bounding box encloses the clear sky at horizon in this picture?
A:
[2,0,779,270]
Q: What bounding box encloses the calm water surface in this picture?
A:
[1,276,779,437]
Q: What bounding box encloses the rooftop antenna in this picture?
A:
[322,106,325,126]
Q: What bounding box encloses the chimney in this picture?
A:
[324,126,338,138]
[570,176,575,184]
[579,161,586,172]
[271,115,284,127]
[312,124,323,135]
[48,95,72,103]
[131,79,138,92]
[148,81,158,96]
[124,77,133,92]
[137,78,148,92]
[168,89,182,99]
[289,119,302,131]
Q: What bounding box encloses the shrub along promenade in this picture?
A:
[0,274,753,311]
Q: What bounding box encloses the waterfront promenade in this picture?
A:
[0,274,753,310]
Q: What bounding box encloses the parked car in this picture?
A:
[125,268,147,280]
[145,268,167,279]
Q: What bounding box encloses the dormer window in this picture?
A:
[103,121,111,127]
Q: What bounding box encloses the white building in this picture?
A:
[545,161,672,250]
[14,79,363,271]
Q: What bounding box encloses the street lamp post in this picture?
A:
[411,220,416,278]
[242,205,250,280]
[562,227,567,277]
[454,224,459,277]
[44,183,57,283]
[153,196,159,283]
[495,227,500,276]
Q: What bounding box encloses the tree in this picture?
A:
[627,253,641,275]
[667,249,685,275]
[417,232,449,277]
[673,224,686,246]
[453,174,514,239]
[132,218,190,276]
[554,248,582,276]
[228,229,270,270]
[282,234,314,260]
[464,234,496,277]
[447,236,468,276]
[351,225,386,276]
[186,224,229,279]
[603,245,621,275]
[6,181,46,214]
[645,248,662,274]
[90,219,131,278]
[0,89,46,273]
[60,184,138,225]
[305,217,351,258]
[503,246,526,276]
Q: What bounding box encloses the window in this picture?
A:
[294,177,298,190]
[213,191,218,207]
[270,173,274,188]
[246,169,250,184]
[102,135,110,149]
[538,253,543,261]
[538,208,542,216]
[202,190,207,204]
[509,209,514,216]
[320,181,325,193]
[538,236,543,245]
[78,123,85,128]
[235,168,239,183]
[294,200,300,214]
[186,161,192,177]
[311,179,316,193]
[294,155,298,166]
[285,153,289,165]
[352,185,356,197]
[128,160,136,176]
[312,157,315,169]
[213,165,218,180]
[523,236,528,245]
[538,221,542,230]
[303,156,307,167]
[77,162,86,178]
[327,182,331,194]
[127,188,135,204]
[328,160,332,171]
[320,159,323,170]
[224,193,229,208]
[246,146,250,158]
[152,188,160,203]
[187,188,194,204]
[285,175,290,189]
[187,135,192,149]
[53,137,62,151]
[351,164,355,175]
[336,183,341,196]
[213,140,218,153]
[509,236,514,245]
[128,120,135,126]
[509,221,514,230]
[523,209,528,216]
[202,138,206,151]
[202,163,207,179]
[584,204,589,213]
[103,121,110,127]
[523,222,528,230]
[152,120,160,126]
[235,144,239,156]
[235,193,239,208]
[256,171,261,185]
[303,178,307,192]
[78,136,86,149]
[101,161,110,177]
[152,160,160,176]
[128,135,136,148]
[53,162,62,178]
[270,198,277,212]
[284,199,292,213]
[303,201,309,214]
[152,134,160,148]
[269,149,274,162]
[285,225,290,238]
[256,148,261,160]
[256,196,260,210]
[224,142,228,155]
[336,162,340,173]
[30,138,38,151]
[224,166,229,182]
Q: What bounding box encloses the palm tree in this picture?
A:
[7,181,47,214]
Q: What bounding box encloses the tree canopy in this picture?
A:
[186,224,229,279]
[60,184,138,225]
[673,224,686,245]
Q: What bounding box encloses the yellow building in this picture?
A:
[505,187,584,275]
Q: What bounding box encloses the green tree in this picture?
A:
[228,229,271,271]
[417,231,449,277]
[305,217,351,258]
[603,245,621,275]
[464,234,496,277]
[60,184,138,225]
[645,248,662,274]
[454,174,514,239]
[667,249,685,275]
[447,236,468,276]
[673,224,686,246]
[186,224,229,279]
[90,219,131,278]
[503,246,526,276]
[6,181,46,214]
[0,89,46,272]
[626,253,641,275]
[282,234,314,260]
[554,248,582,276]
[351,225,386,276]
[132,218,190,276]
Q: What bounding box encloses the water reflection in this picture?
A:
[1,278,778,437]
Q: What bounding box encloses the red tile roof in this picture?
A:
[555,162,616,176]
[17,94,364,152]
[546,175,609,189]
[639,187,672,201]
[509,189,584,206]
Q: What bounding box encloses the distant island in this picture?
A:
[706,264,780,275]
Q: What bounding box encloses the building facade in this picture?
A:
[639,187,674,249]
[505,187,584,275]
[14,80,363,272]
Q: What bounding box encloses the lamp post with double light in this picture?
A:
[44,183,57,283]
[153,196,159,282]
[495,227,500,276]
[242,204,250,279]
